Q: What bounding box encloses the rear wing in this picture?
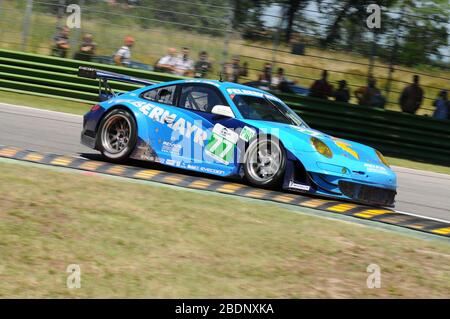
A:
[78,66,156,101]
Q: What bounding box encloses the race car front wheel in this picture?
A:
[97,109,137,162]
[244,135,286,188]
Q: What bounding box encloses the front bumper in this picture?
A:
[338,180,396,207]
[283,159,397,207]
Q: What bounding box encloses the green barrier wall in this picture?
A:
[1,49,449,166]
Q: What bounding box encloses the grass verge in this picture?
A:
[0,90,91,115]
[387,157,450,176]
[1,90,450,175]
[0,160,449,298]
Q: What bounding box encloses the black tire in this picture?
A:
[243,135,286,188]
[96,108,137,163]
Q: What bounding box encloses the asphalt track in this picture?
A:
[1,102,449,222]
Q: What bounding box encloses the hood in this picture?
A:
[241,119,388,168]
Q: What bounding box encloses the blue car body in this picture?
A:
[81,78,397,207]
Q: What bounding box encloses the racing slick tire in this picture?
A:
[243,135,286,189]
[97,108,137,163]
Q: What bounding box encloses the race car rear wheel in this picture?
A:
[244,135,286,188]
[97,109,137,162]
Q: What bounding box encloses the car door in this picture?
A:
[175,83,242,176]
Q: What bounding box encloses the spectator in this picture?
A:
[399,75,424,114]
[155,48,178,74]
[241,62,249,78]
[309,70,333,100]
[194,51,213,78]
[271,67,297,93]
[51,26,70,58]
[174,47,194,77]
[258,62,272,84]
[114,36,135,67]
[432,90,449,120]
[355,77,386,108]
[73,33,96,62]
[224,55,247,83]
[271,67,287,89]
[334,80,350,103]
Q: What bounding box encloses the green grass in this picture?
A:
[0,90,91,115]
[0,160,449,298]
[2,90,450,175]
[387,157,450,175]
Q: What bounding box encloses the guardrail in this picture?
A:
[1,49,449,166]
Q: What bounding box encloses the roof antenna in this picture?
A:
[219,71,224,82]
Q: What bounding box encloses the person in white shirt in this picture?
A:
[174,47,194,77]
[271,67,287,89]
[114,36,135,67]
[155,48,178,74]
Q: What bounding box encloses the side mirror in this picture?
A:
[211,105,235,118]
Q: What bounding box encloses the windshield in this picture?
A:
[232,95,307,127]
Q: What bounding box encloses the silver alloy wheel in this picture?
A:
[101,114,132,156]
[246,140,282,182]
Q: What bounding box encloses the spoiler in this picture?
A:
[78,66,156,101]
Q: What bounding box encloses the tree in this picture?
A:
[395,0,449,66]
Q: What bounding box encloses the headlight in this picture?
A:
[311,137,333,158]
[376,149,390,167]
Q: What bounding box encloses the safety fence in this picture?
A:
[1,49,450,166]
[0,0,448,116]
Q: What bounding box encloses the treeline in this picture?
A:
[234,0,449,67]
[28,0,449,67]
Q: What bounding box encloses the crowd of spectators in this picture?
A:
[154,47,196,77]
[307,70,449,120]
[50,28,449,120]
[308,70,386,108]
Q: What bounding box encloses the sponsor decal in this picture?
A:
[187,164,199,171]
[161,141,182,156]
[291,126,323,138]
[200,167,226,175]
[185,79,220,87]
[288,181,310,191]
[185,164,225,175]
[334,139,359,160]
[205,124,238,165]
[166,159,181,167]
[239,126,256,142]
[364,163,388,174]
[134,103,208,146]
[226,88,282,102]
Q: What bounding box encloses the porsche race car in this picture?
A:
[79,67,397,207]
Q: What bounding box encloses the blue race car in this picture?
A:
[79,67,397,207]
